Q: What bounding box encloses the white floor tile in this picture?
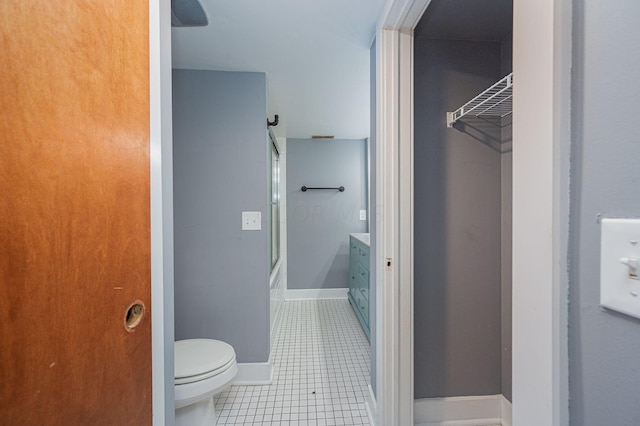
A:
[215,299,371,425]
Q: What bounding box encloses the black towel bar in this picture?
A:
[301,186,345,192]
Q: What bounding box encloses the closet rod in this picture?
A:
[301,186,345,192]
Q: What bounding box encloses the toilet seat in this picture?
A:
[175,339,236,385]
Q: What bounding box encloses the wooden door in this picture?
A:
[0,1,152,424]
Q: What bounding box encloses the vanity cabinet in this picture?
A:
[348,234,370,339]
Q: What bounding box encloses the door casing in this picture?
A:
[371,0,572,425]
[149,0,175,424]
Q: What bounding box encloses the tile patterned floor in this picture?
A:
[215,299,371,425]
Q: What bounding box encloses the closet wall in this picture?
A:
[413,30,512,399]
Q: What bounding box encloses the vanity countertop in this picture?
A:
[350,233,370,246]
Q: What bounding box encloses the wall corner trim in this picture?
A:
[284,288,348,300]
[414,394,509,426]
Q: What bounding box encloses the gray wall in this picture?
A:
[369,38,377,395]
[287,139,367,290]
[569,1,640,424]
[500,34,513,78]
[414,38,503,398]
[172,69,270,363]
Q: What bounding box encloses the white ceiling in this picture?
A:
[172,0,385,140]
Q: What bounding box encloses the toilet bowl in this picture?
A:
[175,339,238,426]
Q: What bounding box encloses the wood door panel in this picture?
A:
[0,1,151,424]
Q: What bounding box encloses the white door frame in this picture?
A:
[150,0,175,424]
[511,0,571,425]
[373,1,431,425]
[374,0,571,425]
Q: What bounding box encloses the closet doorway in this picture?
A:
[413,0,513,416]
[373,0,572,424]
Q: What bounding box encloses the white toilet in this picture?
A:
[174,339,238,426]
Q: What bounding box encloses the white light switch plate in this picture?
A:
[359,210,367,221]
[601,218,640,319]
[242,211,261,231]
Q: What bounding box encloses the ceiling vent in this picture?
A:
[172,0,208,27]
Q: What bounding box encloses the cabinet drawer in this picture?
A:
[357,245,369,267]
[357,263,369,291]
[360,284,369,304]
[349,271,357,297]
[359,294,369,323]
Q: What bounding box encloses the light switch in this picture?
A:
[242,211,261,231]
[600,218,640,319]
[359,210,367,221]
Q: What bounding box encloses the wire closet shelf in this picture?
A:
[446,73,513,128]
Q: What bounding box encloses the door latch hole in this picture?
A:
[124,301,145,332]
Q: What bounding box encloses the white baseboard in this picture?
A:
[233,359,273,385]
[500,396,512,426]
[284,288,348,300]
[365,384,377,425]
[416,421,501,426]
[414,394,505,426]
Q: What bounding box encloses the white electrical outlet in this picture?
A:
[359,210,367,221]
[601,218,640,319]
[242,211,261,231]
